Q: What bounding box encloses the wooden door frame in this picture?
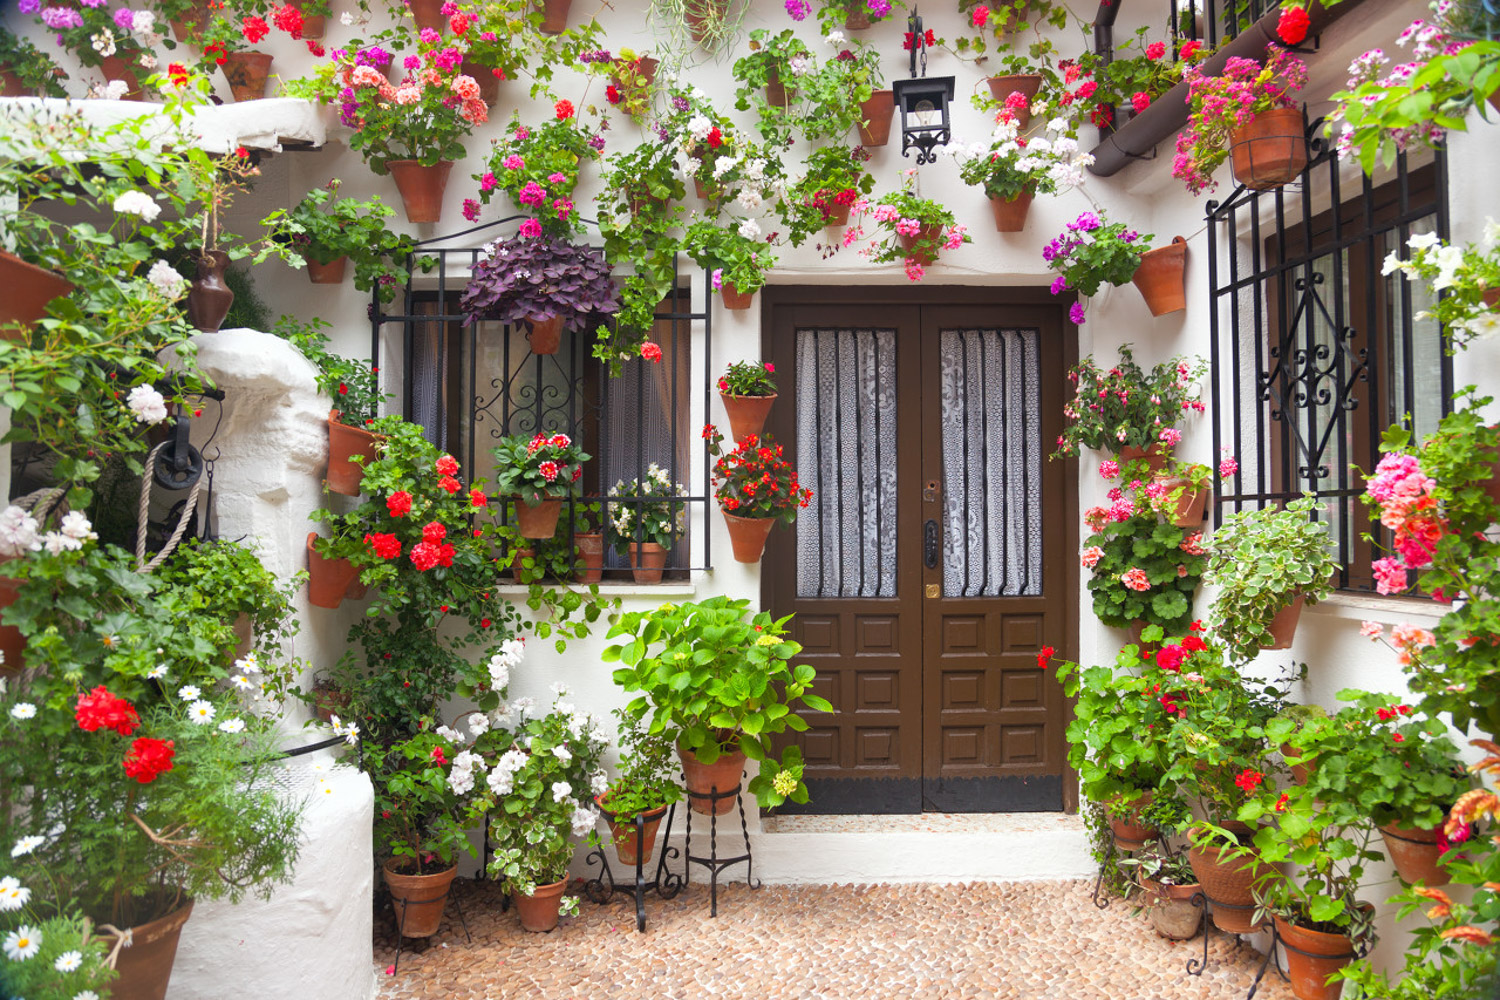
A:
[759,285,1081,813]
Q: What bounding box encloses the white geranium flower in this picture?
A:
[112,190,161,222]
[10,703,36,721]
[54,950,83,972]
[126,384,168,425]
[551,780,572,802]
[177,685,200,702]
[3,925,40,961]
[187,700,215,725]
[217,717,246,734]
[11,835,43,857]
[146,260,187,299]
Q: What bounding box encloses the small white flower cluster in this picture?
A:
[40,512,98,556]
[487,638,524,694]
[0,506,41,559]
[486,747,528,796]
[126,383,168,425]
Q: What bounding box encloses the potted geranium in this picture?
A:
[473,104,606,236]
[607,464,688,583]
[780,144,875,241]
[594,709,682,867]
[682,218,778,311]
[846,169,970,280]
[259,180,421,292]
[1043,210,1152,324]
[485,691,609,932]
[603,596,830,813]
[705,426,812,564]
[718,360,778,442]
[1052,346,1206,470]
[1175,44,1309,195]
[459,232,619,355]
[492,432,589,539]
[1204,496,1339,661]
[952,116,1093,232]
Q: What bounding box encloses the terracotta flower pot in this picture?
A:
[326,412,386,496]
[1108,794,1158,851]
[858,89,895,147]
[0,250,74,340]
[514,498,562,539]
[1379,823,1450,887]
[1229,107,1309,191]
[986,73,1043,129]
[625,541,667,583]
[721,392,776,443]
[1118,443,1173,475]
[383,861,456,938]
[1187,835,1266,934]
[513,877,568,932]
[596,796,669,866]
[1156,476,1207,527]
[1274,914,1359,1000]
[306,533,358,609]
[110,896,194,1000]
[462,59,502,106]
[1262,594,1306,650]
[679,744,746,815]
[0,570,24,678]
[289,0,324,39]
[723,511,775,563]
[989,190,1034,233]
[0,68,27,97]
[526,315,563,355]
[387,159,454,224]
[510,546,535,583]
[898,224,944,265]
[535,0,572,34]
[407,0,447,31]
[1140,878,1204,940]
[305,256,347,285]
[99,54,144,101]
[1132,236,1188,316]
[721,281,755,310]
[222,51,272,102]
[575,533,605,583]
[187,251,234,333]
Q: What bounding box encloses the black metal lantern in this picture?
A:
[891,9,955,164]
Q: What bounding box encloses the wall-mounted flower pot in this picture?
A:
[679,744,746,815]
[720,391,776,443]
[723,511,775,563]
[985,73,1042,129]
[858,89,895,147]
[222,51,272,102]
[112,895,194,1000]
[1378,823,1450,887]
[535,0,572,34]
[462,59,502,106]
[1261,594,1305,650]
[0,570,24,679]
[1229,107,1308,191]
[989,189,1034,233]
[526,315,563,355]
[720,281,754,311]
[1132,236,1188,316]
[1274,914,1360,1000]
[306,533,358,609]
[99,54,144,101]
[187,251,235,333]
[596,796,668,866]
[407,0,446,31]
[514,498,561,539]
[288,0,324,39]
[0,250,73,340]
[387,159,454,224]
[383,861,456,938]
[625,541,667,583]
[326,411,385,496]
[1117,443,1173,475]
[1186,835,1266,934]
[1140,878,1204,940]
[305,256,347,285]
[513,877,568,932]
[575,533,604,583]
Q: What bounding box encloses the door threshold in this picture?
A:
[760,812,1081,835]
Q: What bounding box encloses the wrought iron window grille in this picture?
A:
[1206,121,1451,593]
[369,215,716,575]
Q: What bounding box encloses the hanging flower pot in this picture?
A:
[407,0,447,31]
[526,315,563,355]
[325,411,386,496]
[625,541,667,584]
[985,74,1042,129]
[99,54,144,100]
[510,546,535,583]
[858,89,896,147]
[535,0,573,34]
[596,796,669,866]
[0,569,24,679]
[513,877,568,932]
[383,861,456,938]
[679,744,746,815]
[306,533,358,609]
[1132,236,1188,316]
[575,532,605,584]
[1262,594,1306,650]
[1117,442,1173,475]
[1186,832,1266,934]
[514,498,562,539]
[1140,878,1204,941]
[722,511,775,563]
[1378,823,1450,887]
[0,250,73,341]
[1156,475,1207,527]
[1229,107,1309,191]
[305,256,347,285]
[720,281,755,311]
[288,0,324,39]
[989,189,1034,233]
[186,251,235,333]
[720,392,776,443]
[1274,913,1361,1000]
[387,160,454,224]
[222,51,273,102]
[462,59,502,106]
[110,895,194,1000]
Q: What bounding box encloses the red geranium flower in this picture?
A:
[123,737,176,784]
[387,491,413,517]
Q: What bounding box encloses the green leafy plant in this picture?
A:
[603,597,831,808]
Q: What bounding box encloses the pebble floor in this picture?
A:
[373,877,1297,999]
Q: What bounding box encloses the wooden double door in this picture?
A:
[763,291,1076,814]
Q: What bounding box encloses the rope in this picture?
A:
[134,440,203,574]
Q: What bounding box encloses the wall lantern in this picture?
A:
[891,9,955,164]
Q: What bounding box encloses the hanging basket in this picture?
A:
[325,411,386,496]
[1131,236,1188,316]
[722,511,775,563]
[221,51,273,102]
[387,160,454,224]
[1229,107,1309,191]
[858,90,896,147]
[985,73,1042,129]
[0,250,74,340]
[720,392,776,443]
[989,189,1034,233]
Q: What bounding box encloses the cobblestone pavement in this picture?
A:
[374,877,1297,999]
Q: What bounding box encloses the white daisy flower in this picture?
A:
[10,703,36,720]
[3,925,41,961]
[187,700,215,725]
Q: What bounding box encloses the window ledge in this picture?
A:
[492,581,698,599]
[1307,592,1443,626]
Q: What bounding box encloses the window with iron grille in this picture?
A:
[371,227,715,578]
[1207,128,1452,594]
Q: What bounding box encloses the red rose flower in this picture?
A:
[123,737,176,784]
[387,491,413,517]
[1277,5,1311,45]
[435,454,459,475]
